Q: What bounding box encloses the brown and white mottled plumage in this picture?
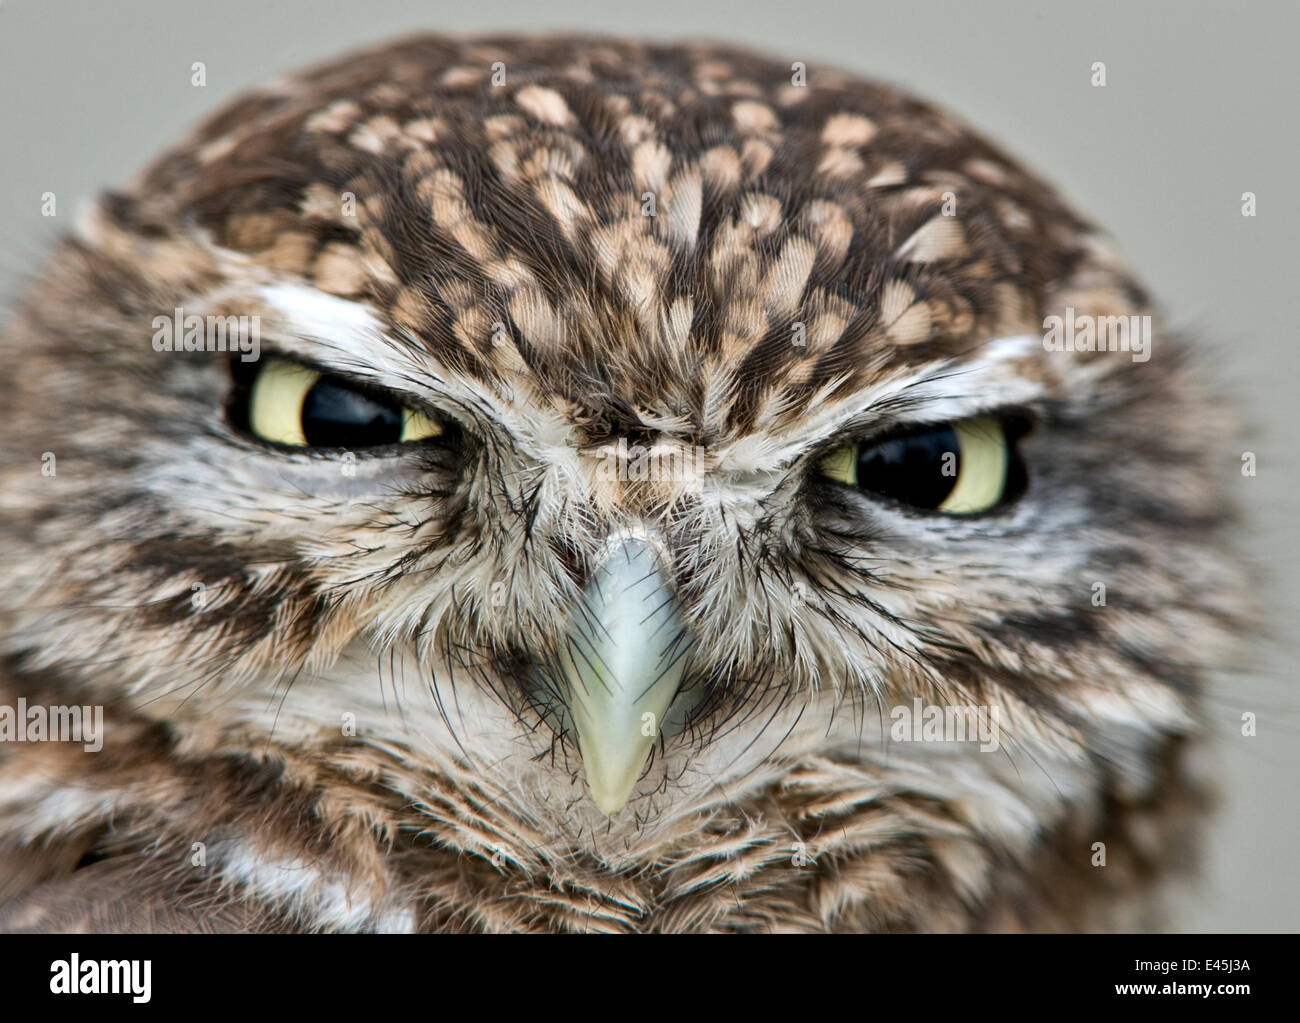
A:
[0,34,1246,932]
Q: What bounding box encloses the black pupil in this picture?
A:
[856,426,960,509]
[300,378,401,447]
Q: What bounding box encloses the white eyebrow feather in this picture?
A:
[258,281,384,346]
[253,280,1047,479]
[252,280,585,472]
[253,281,496,413]
[718,333,1049,474]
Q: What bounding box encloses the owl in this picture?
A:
[0,34,1247,933]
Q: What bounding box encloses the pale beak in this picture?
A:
[553,535,691,815]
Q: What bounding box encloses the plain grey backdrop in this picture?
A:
[0,0,1295,931]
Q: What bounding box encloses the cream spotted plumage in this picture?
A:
[0,34,1246,931]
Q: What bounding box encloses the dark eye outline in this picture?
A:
[226,355,454,453]
[813,411,1031,516]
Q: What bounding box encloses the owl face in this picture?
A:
[0,36,1246,930]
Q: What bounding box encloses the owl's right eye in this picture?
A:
[236,357,443,449]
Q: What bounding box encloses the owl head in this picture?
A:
[0,35,1248,930]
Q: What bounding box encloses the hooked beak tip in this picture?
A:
[553,534,690,815]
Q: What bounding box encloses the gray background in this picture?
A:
[0,0,1294,931]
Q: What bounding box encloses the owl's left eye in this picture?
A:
[236,357,443,448]
[819,415,1021,515]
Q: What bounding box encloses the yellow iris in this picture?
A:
[819,416,1009,515]
[248,359,318,446]
[246,357,443,446]
[400,407,443,442]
